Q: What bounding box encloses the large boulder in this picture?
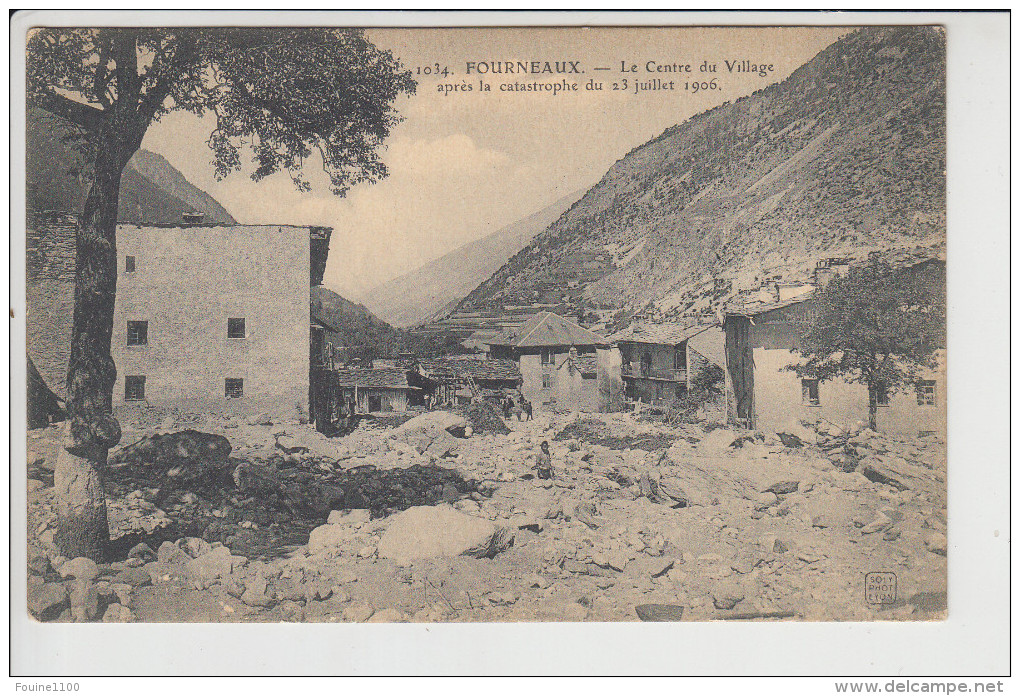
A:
[699,428,741,455]
[110,430,232,468]
[185,546,247,581]
[377,505,514,564]
[392,411,469,448]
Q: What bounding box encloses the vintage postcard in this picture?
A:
[20,18,954,634]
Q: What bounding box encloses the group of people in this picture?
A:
[499,392,532,421]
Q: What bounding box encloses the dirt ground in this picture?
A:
[26,405,947,623]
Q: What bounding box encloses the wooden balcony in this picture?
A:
[621,364,687,382]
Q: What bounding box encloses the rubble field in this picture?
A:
[26,405,947,623]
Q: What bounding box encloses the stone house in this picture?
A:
[555,347,599,413]
[723,280,946,438]
[26,212,332,421]
[486,311,610,412]
[607,322,725,407]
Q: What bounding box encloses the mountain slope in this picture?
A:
[127,149,236,225]
[362,189,584,328]
[312,286,410,357]
[457,27,945,322]
[27,107,236,224]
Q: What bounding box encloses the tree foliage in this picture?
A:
[790,259,945,427]
[26,26,415,559]
[27,27,415,194]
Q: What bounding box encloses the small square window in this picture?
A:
[871,383,890,407]
[541,349,554,365]
[127,320,148,346]
[916,380,936,406]
[542,373,553,389]
[125,255,136,273]
[124,375,145,401]
[801,378,820,406]
[227,318,246,339]
[225,378,244,399]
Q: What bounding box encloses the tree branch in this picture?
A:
[28,90,104,131]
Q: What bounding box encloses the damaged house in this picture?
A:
[333,367,436,414]
[414,356,522,405]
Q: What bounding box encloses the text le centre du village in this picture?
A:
[425,59,777,96]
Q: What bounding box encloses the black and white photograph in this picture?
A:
[10,9,1009,680]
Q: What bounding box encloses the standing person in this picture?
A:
[534,441,554,480]
[522,399,533,421]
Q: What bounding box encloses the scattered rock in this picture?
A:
[279,600,305,622]
[248,412,273,426]
[342,602,375,622]
[157,541,190,567]
[925,532,948,556]
[101,603,134,623]
[328,509,371,525]
[28,555,52,576]
[487,591,519,606]
[179,537,214,559]
[58,557,100,583]
[376,505,514,564]
[763,480,799,496]
[368,607,406,623]
[635,604,685,621]
[114,566,152,587]
[712,580,745,610]
[700,428,740,454]
[28,582,68,620]
[307,524,357,554]
[861,512,892,535]
[128,543,156,562]
[69,579,99,621]
[186,546,247,581]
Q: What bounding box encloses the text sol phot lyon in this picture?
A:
[591,59,776,94]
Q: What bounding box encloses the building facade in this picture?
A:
[608,323,725,407]
[333,367,434,413]
[111,225,325,418]
[487,311,609,412]
[724,294,946,437]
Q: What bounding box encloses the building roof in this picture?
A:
[558,352,598,376]
[334,368,420,390]
[417,357,522,383]
[607,322,718,346]
[725,291,815,318]
[487,311,607,348]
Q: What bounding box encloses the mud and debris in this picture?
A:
[27,407,947,623]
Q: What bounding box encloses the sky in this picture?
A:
[141,27,849,300]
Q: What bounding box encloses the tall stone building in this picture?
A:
[26,212,332,421]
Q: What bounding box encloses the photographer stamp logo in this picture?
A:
[865,572,898,605]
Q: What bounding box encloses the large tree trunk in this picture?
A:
[55,131,136,561]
